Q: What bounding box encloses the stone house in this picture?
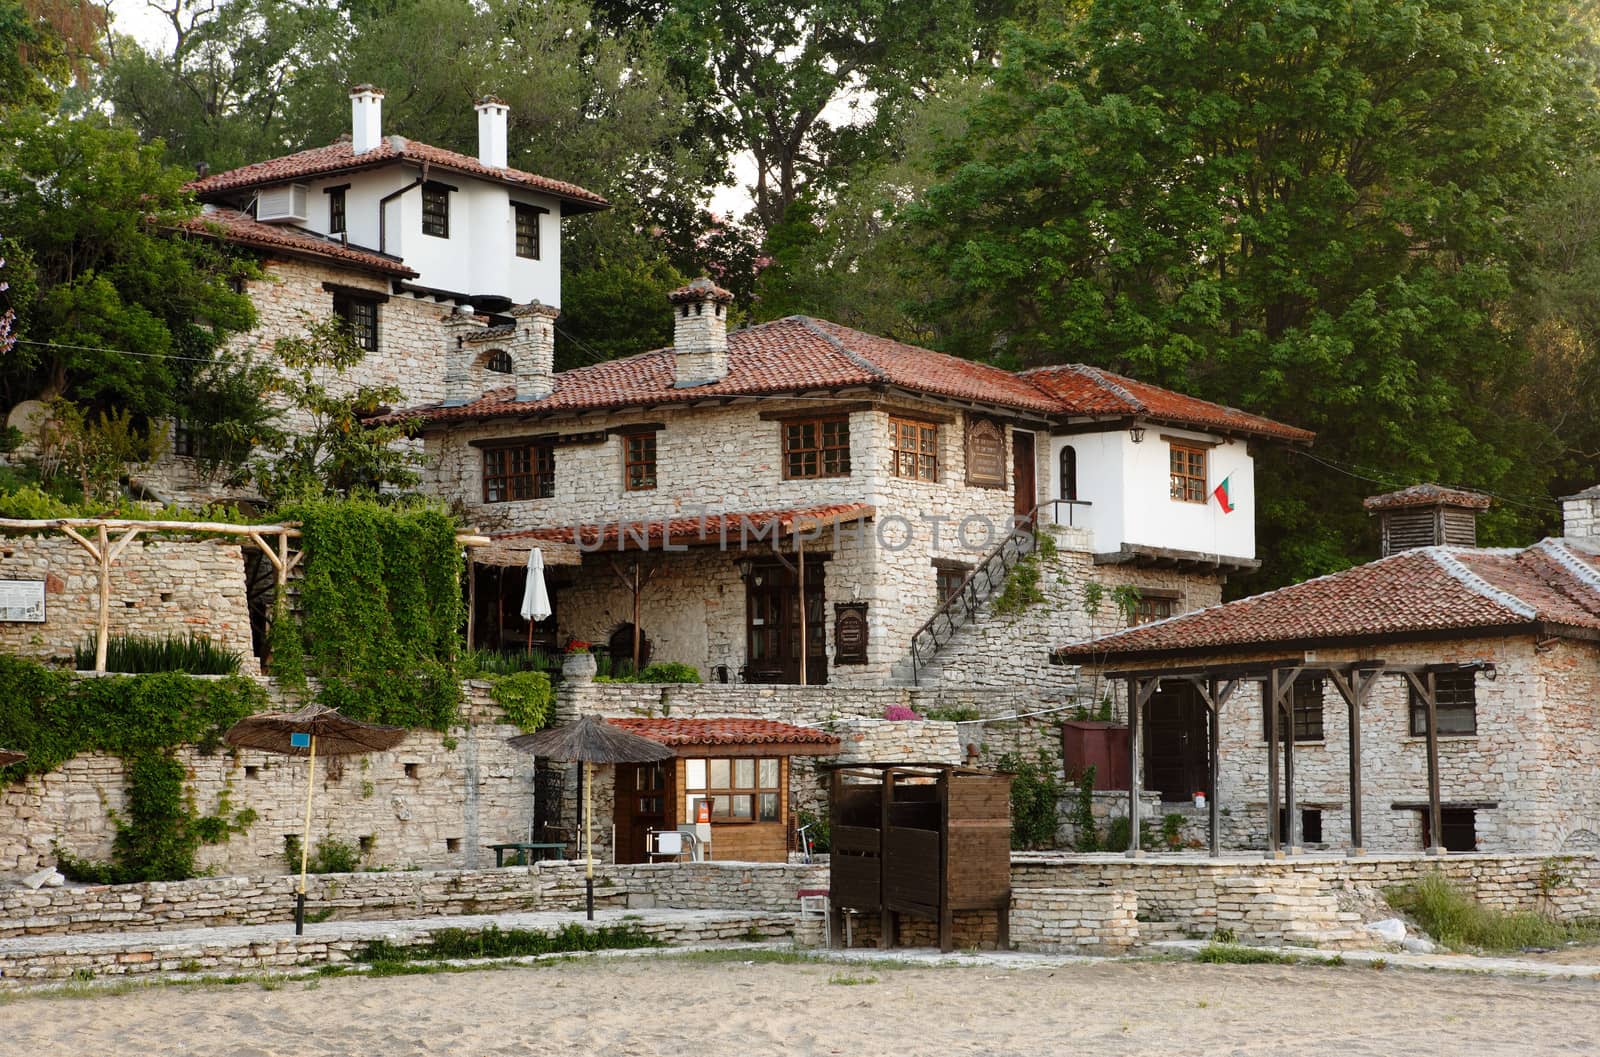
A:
[1052,485,1600,856]
[381,276,1312,689]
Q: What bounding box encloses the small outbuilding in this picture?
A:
[826,762,1012,952]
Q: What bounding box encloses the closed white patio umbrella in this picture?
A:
[520,546,552,653]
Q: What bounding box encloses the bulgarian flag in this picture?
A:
[1212,474,1236,514]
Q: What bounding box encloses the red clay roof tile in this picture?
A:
[178,207,418,277]
[188,137,608,212]
[606,717,841,749]
[1052,539,1600,662]
[1023,364,1315,443]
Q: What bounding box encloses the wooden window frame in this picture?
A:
[1169,443,1207,503]
[422,184,451,238]
[624,431,657,492]
[934,561,971,604]
[482,442,555,504]
[685,756,781,824]
[331,292,379,352]
[328,187,346,234]
[1409,669,1477,737]
[514,203,542,259]
[781,417,851,479]
[485,349,513,374]
[890,416,939,482]
[1129,593,1176,626]
[1263,674,1325,742]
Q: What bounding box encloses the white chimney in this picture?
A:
[475,96,509,169]
[350,85,385,155]
[669,278,735,387]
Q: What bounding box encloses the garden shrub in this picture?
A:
[490,670,555,732]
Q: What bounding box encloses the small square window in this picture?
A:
[624,432,657,491]
[1409,670,1477,737]
[1263,674,1325,742]
[782,417,850,479]
[1170,444,1207,503]
[404,763,419,780]
[445,837,461,853]
[332,293,379,352]
[889,417,939,482]
[422,185,450,238]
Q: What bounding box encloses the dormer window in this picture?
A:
[485,350,512,374]
[514,203,542,259]
[422,184,451,238]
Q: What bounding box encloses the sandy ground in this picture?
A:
[2,953,1597,1057]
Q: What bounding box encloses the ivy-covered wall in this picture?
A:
[0,682,538,876]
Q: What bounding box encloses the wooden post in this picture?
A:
[1207,682,1220,858]
[631,561,642,673]
[94,524,110,673]
[797,540,807,686]
[880,768,896,948]
[1126,677,1156,857]
[1349,670,1366,855]
[1423,670,1444,855]
[1283,688,1299,853]
[584,760,596,920]
[1266,669,1281,858]
[296,733,317,935]
[466,557,476,653]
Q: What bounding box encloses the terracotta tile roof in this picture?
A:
[178,206,418,277]
[606,717,840,750]
[1022,364,1316,443]
[1363,483,1493,512]
[491,503,875,551]
[385,317,1073,425]
[1052,539,1600,662]
[188,137,609,213]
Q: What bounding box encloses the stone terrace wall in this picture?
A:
[1009,887,1138,952]
[1012,852,1600,945]
[0,535,254,666]
[0,861,827,938]
[1,685,534,877]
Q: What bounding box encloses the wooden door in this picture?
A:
[744,561,827,684]
[1012,431,1036,520]
[613,761,670,864]
[1143,683,1210,803]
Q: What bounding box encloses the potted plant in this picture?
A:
[561,639,597,681]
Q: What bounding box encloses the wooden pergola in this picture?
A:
[1110,658,1496,859]
[0,517,491,673]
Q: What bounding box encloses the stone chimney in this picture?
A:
[442,310,484,406]
[350,85,384,155]
[508,301,559,402]
[668,278,735,388]
[1562,485,1600,541]
[475,96,509,169]
[1363,483,1492,556]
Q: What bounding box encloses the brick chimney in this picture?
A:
[668,278,734,388]
[1562,485,1600,541]
[1363,483,1492,556]
[350,85,384,155]
[509,301,559,402]
[475,96,509,169]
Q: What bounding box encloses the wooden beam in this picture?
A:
[1404,669,1447,855]
[1208,678,1221,858]
[94,523,110,674]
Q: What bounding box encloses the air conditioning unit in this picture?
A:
[256,183,309,223]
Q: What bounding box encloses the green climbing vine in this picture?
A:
[489,670,555,733]
[0,655,267,882]
[272,498,465,730]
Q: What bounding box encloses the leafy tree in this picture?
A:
[246,317,422,500]
[0,109,258,417]
[35,397,163,503]
[915,0,1599,584]
[1,0,105,108]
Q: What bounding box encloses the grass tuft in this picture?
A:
[1194,943,1297,965]
[1384,874,1600,953]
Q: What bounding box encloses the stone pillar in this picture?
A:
[1562,486,1600,541]
[509,301,559,402]
[442,310,482,405]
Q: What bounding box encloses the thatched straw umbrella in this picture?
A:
[0,748,25,767]
[223,704,407,934]
[509,715,671,919]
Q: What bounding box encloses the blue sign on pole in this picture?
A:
[290,732,311,748]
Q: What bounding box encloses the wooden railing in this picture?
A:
[907,508,1040,685]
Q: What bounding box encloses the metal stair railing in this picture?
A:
[908,508,1040,685]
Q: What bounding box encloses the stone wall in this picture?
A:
[424,397,1043,685]
[0,860,827,939]
[140,256,462,504]
[1009,887,1138,952]
[1562,490,1599,540]
[0,684,536,877]
[0,535,254,667]
[1012,851,1600,945]
[1199,638,1600,854]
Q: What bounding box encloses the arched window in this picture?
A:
[1059,446,1077,501]
[485,349,513,374]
